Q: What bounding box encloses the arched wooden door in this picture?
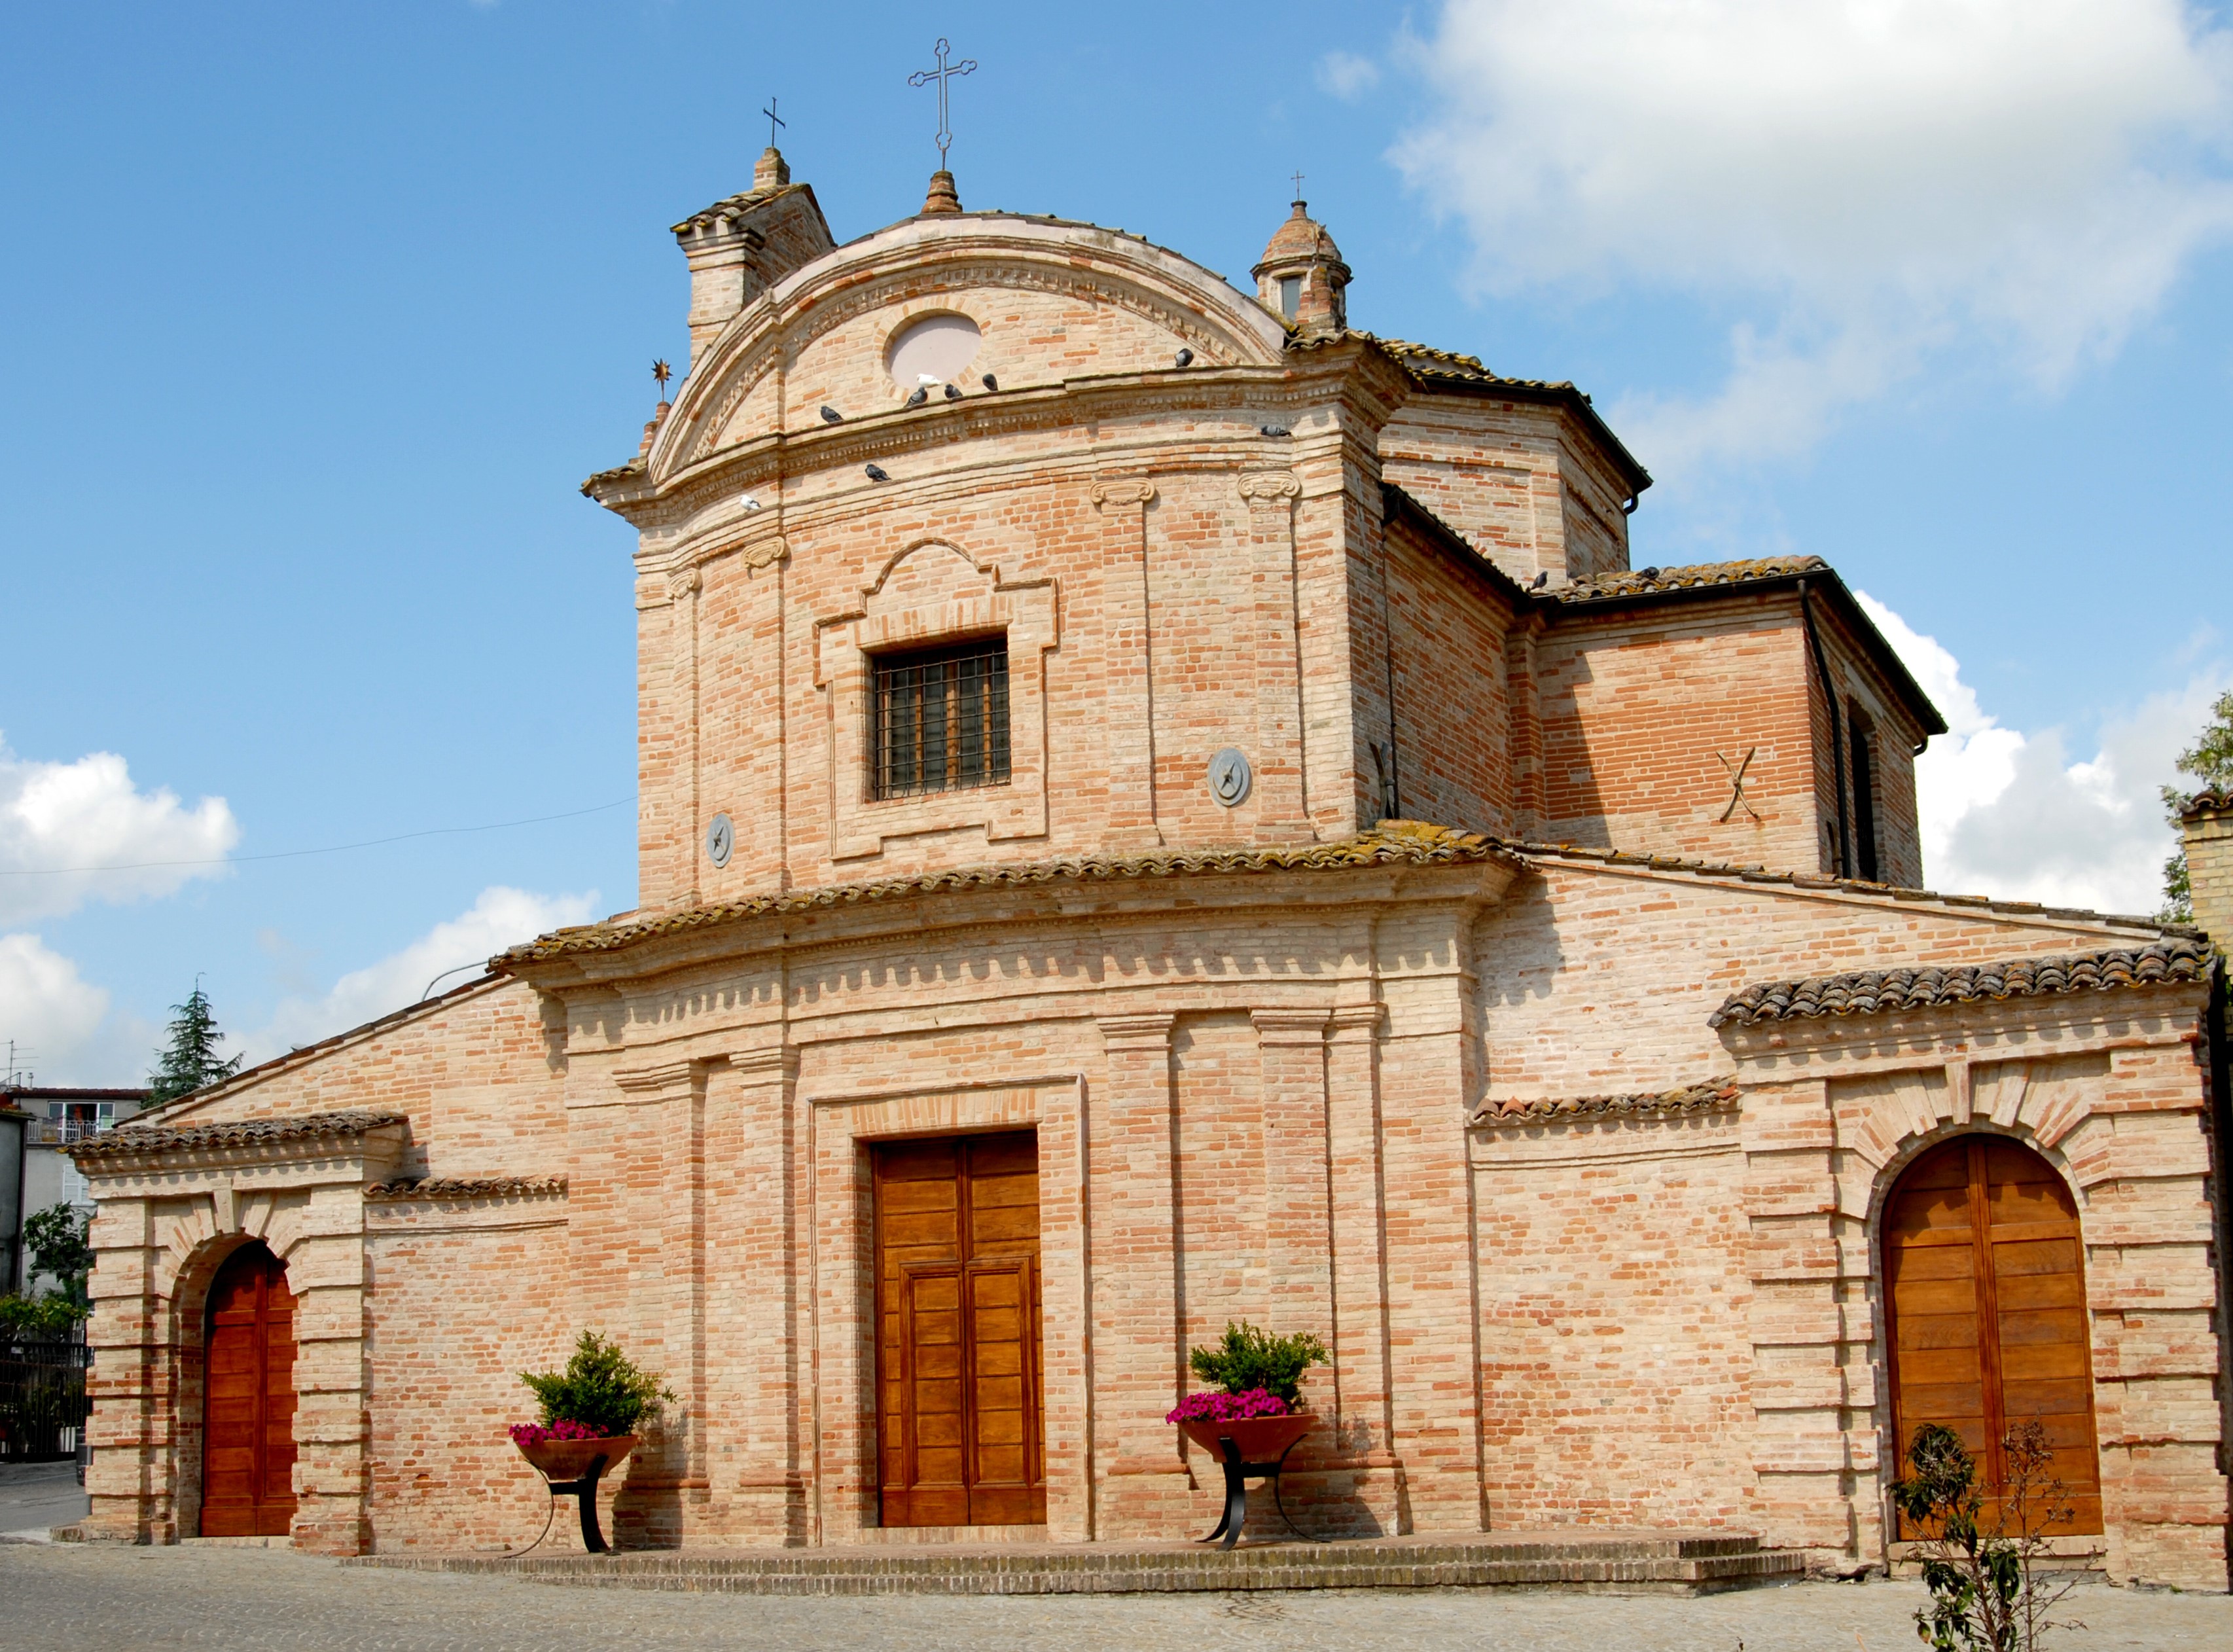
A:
[202,1242,298,1537]
[1883,1136,2101,1534]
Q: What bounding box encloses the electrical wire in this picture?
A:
[0,799,630,878]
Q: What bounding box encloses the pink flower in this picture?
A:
[509,1419,608,1446]
[1165,1388,1290,1424]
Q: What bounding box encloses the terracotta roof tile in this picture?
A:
[1709,938,2211,1028]
[2178,788,2233,819]
[670,181,800,236]
[498,823,1522,963]
[495,822,2192,973]
[1550,556,1828,603]
[1473,1079,1739,1125]
[365,1175,567,1202]
[72,1109,407,1162]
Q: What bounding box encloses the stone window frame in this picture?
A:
[814,540,1058,862]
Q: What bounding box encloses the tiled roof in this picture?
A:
[1550,557,1828,603]
[495,819,2191,974]
[671,181,802,236]
[1473,1079,1739,1125]
[366,1175,567,1202]
[1709,939,2211,1028]
[2178,787,2233,818]
[497,823,1524,963]
[72,1109,407,1161]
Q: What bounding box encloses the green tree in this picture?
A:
[22,1204,94,1307]
[2159,691,2233,922]
[146,983,244,1104]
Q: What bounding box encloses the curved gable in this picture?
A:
[655,214,1289,476]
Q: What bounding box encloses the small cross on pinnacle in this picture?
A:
[762,97,786,150]
[908,37,977,168]
[1291,170,1306,202]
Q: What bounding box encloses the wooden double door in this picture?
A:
[1884,1136,2103,1535]
[202,1242,298,1538]
[874,1131,1046,1526]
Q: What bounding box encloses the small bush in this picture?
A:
[0,1293,90,1340]
[1891,1420,2082,1652]
[1187,1321,1328,1408]
[518,1331,673,1438]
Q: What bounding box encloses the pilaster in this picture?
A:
[1091,477,1161,849]
[1090,1013,1192,1534]
[1239,471,1312,840]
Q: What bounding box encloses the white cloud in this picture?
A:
[1392,0,2233,471]
[243,885,598,1063]
[0,735,239,925]
[1858,590,2226,915]
[1318,51,1382,101]
[0,933,111,1081]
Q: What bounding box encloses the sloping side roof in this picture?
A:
[1379,490,1944,739]
[1367,335,1651,494]
[73,1109,406,1162]
[1709,939,2210,1028]
[365,1175,566,1202]
[1473,1079,1739,1124]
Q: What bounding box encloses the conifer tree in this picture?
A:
[2160,691,2233,921]
[146,983,244,1104]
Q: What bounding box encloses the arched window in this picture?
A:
[1882,1136,2102,1534]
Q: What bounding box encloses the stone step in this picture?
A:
[353,1530,1809,1597]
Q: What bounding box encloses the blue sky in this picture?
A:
[3,1,2230,1085]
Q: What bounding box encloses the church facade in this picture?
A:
[74,153,2230,1589]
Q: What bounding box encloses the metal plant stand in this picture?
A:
[1198,1433,1306,1550]
[544,1452,616,1554]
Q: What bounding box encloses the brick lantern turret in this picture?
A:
[1252,197,1351,336]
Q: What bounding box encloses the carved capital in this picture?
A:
[666,566,702,601]
[738,533,790,570]
[1237,470,1301,504]
[1327,1005,1386,1041]
[1251,1008,1332,1046]
[1090,477,1156,509]
[1098,1011,1178,1052]
[613,1059,698,1098]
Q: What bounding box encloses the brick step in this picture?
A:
[353,1530,1808,1596]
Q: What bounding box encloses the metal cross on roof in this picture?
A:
[908,37,976,167]
[762,96,786,149]
[1291,170,1306,201]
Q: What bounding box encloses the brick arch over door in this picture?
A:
[202,1240,298,1538]
[1882,1134,2103,1535]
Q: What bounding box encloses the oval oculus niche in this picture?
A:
[885,312,982,390]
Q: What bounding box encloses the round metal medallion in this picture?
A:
[1207,747,1253,808]
[705,813,734,869]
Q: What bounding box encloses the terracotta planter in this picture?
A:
[1177,1412,1312,1463]
[514,1433,637,1482]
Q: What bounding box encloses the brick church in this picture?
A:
[74,149,2230,1589]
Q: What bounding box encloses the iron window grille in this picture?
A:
[872,637,1010,799]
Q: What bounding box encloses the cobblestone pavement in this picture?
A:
[1,1545,2226,1652]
